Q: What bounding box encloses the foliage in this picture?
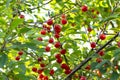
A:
[0,0,120,80]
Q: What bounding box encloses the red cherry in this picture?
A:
[117,42,120,47]
[61,63,70,70]
[98,50,104,56]
[39,73,44,79]
[81,5,88,12]
[20,14,24,18]
[54,33,60,38]
[96,58,102,63]
[61,19,67,25]
[48,38,54,43]
[54,24,61,34]
[15,56,20,61]
[55,53,61,59]
[96,11,99,14]
[38,69,44,74]
[18,51,23,55]
[54,42,61,48]
[87,27,92,32]
[32,67,37,72]
[64,69,71,74]
[56,58,62,64]
[60,49,66,55]
[45,46,50,52]
[85,65,91,70]
[38,57,42,62]
[37,37,43,41]
[44,76,48,80]
[49,69,54,75]
[41,29,46,35]
[80,76,87,80]
[99,34,106,40]
[47,19,53,25]
[91,9,95,12]
[40,63,45,67]
[61,14,66,18]
[90,42,96,48]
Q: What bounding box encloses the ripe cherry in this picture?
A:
[64,69,71,74]
[99,34,106,40]
[54,24,61,34]
[60,49,66,55]
[38,57,42,62]
[56,58,62,64]
[61,14,66,19]
[41,29,46,35]
[45,46,50,52]
[98,50,104,56]
[54,33,60,38]
[39,73,44,79]
[43,76,48,80]
[40,63,45,67]
[47,19,53,25]
[15,56,20,61]
[38,69,44,74]
[85,65,91,70]
[32,67,37,72]
[48,38,54,43]
[61,19,67,25]
[117,41,120,47]
[80,76,87,80]
[96,11,99,14]
[49,69,54,75]
[81,5,88,12]
[55,53,61,59]
[20,14,24,19]
[37,37,43,41]
[96,58,102,63]
[61,63,70,70]
[54,42,61,48]
[87,27,92,32]
[90,42,96,48]
[18,51,23,55]
[91,9,95,12]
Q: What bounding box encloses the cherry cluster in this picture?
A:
[15,51,24,61]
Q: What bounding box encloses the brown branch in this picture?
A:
[65,32,119,80]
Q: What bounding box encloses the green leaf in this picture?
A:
[0,73,8,80]
[114,48,120,57]
[6,0,12,7]
[14,64,26,74]
[105,46,117,52]
[0,54,8,68]
[100,14,119,23]
[95,60,108,69]
[19,27,31,34]
[91,62,98,70]
[10,18,24,30]
[0,32,5,37]
[110,71,119,80]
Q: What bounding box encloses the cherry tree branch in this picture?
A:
[65,32,119,80]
